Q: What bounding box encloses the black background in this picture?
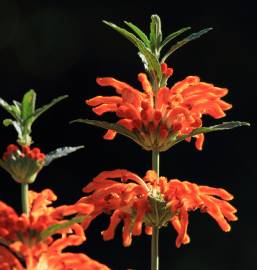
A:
[0,0,256,269]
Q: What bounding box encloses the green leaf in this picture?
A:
[32,95,68,122]
[162,27,213,62]
[71,119,145,147]
[0,98,19,119]
[12,101,22,116]
[44,146,84,166]
[124,21,150,47]
[3,119,14,127]
[21,90,36,120]
[39,216,85,240]
[168,121,250,149]
[103,20,162,81]
[149,14,162,51]
[160,27,191,50]
[23,94,68,132]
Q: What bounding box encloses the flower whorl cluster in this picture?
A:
[78,170,237,248]
[86,71,232,151]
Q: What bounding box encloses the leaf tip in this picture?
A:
[151,14,161,19]
[103,20,114,27]
[76,145,85,150]
[69,119,82,125]
[27,89,36,94]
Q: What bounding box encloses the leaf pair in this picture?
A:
[72,119,249,152]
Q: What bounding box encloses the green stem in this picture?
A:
[151,226,159,270]
[21,183,29,215]
[151,150,160,270]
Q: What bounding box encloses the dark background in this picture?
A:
[0,0,256,269]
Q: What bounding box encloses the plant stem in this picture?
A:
[151,150,160,270]
[151,226,159,270]
[21,183,29,215]
[152,150,160,177]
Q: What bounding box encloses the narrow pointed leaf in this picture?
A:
[162,28,213,62]
[32,95,68,122]
[0,98,19,119]
[72,119,144,147]
[21,90,36,120]
[150,14,162,49]
[13,101,22,116]
[23,95,68,131]
[44,145,84,166]
[160,27,191,49]
[124,21,150,47]
[39,216,85,240]
[103,21,162,80]
[173,121,250,147]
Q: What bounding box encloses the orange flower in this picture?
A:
[79,170,237,248]
[0,189,110,270]
[86,72,232,151]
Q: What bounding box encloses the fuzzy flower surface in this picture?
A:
[79,170,237,248]
[86,71,232,151]
[0,189,110,270]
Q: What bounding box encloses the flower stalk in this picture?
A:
[151,226,159,270]
[21,183,29,215]
[151,150,160,270]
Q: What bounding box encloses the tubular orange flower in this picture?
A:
[0,189,110,270]
[86,72,232,151]
[79,170,237,248]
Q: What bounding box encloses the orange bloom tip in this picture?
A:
[132,225,142,236]
[161,63,168,73]
[123,237,132,247]
[166,68,174,76]
[194,134,204,151]
[96,77,104,85]
[85,99,93,105]
[137,73,146,80]
[145,226,153,235]
[103,129,117,140]
[96,77,116,87]
[224,225,231,232]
